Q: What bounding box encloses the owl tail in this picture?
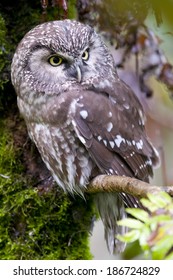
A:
[94,193,127,254]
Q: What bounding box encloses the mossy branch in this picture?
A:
[87,175,173,198]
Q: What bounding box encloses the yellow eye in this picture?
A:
[82,49,89,61]
[48,55,63,66]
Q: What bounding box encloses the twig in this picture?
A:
[87,175,173,199]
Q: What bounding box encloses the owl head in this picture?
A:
[11,20,116,98]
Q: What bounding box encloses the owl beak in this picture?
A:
[69,61,82,83]
[76,65,82,83]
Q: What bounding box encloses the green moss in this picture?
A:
[0,1,94,260]
[68,0,77,19]
[0,14,10,92]
[0,119,93,259]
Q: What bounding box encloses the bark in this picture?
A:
[88,175,173,198]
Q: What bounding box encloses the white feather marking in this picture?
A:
[97,135,102,141]
[106,122,113,132]
[136,139,143,150]
[127,140,132,146]
[132,140,136,146]
[108,111,112,117]
[138,109,145,125]
[52,173,66,191]
[145,159,152,166]
[114,135,125,148]
[65,154,76,190]
[103,139,107,146]
[80,110,88,119]
[123,104,130,109]
[78,135,86,144]
[109,141,115,149]
[108,168,114,174]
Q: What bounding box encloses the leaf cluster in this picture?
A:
[117,192,173,259]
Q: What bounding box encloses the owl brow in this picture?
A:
[30,44,51,53]
[22,44,48,69]
[86,40,94,51]
[29,44,67,60]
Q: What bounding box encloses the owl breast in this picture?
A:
[27,116,94,196]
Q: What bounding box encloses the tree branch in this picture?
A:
[87,175,173,199]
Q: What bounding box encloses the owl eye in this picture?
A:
[48,55,63,66]
[82,49,89,61]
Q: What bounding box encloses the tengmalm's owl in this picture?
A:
[11,20,159,254]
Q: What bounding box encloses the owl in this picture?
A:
[11,20,159,254]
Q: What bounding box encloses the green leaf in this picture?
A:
[140,198,158,212]
[165,251,173,260]
[117,229,140,243]
[150,215,171,224]
[167,204,173,213]
[152,235,173,260]
[126,208,149,222]
[139,226,151,247]
[147,192,172,208]
[117,218,143,229]
[159,192,173,203]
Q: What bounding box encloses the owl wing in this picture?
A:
[71,80,159,184]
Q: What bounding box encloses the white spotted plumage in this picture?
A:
[11,19,160,254]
